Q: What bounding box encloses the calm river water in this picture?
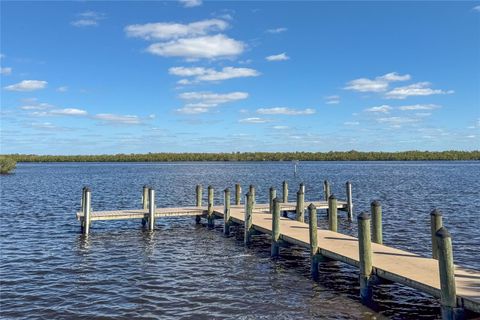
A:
[1,162,479,319]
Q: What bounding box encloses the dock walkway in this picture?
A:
[76,183,480,317]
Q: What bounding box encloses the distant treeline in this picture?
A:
[5,151,480,162]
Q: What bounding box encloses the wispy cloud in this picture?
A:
[265,52,289,61]
[179,0,202,8]
[272,125,289,130]
[57,86,68,92]
[93,114,142,125]
[1,67,12,75]
[125,19,227,40]
[345,72,410,93]
[177,91,248,114]
[385,82,453,99]
[256,107,315,115]
[4,80,47,91]
[71,11,105,27]
[50,108,88,116]
[170,66,260,83]
[19,102,53,110]
[364,105,392,113]
[147,34,244,60]
[266,27,287,34]
[398,104,440,111]
[239,117,271,124]
[473,5,480,12]
[325,95,340,104]
[344,121,360,126]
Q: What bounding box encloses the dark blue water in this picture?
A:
[1,162,479,319]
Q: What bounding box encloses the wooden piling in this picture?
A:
[346,181,353,220]
[249,185,255,205]
[436,227,461,319]
[358,212,373,303]
[300,182,305,193]
[324,180,331,201]
[148,188,155,231]
[269,187,276,215]
[83,187,91,235]
[271,197,281,257]
[371,200,383,245]
[142,185,149,226]
[244,192,254,245]
[81,186,87,212]
[282,180,288,203]
[430,209,443,259]
[296,186,305,222]
[308,203,320,279]
[328,195,338,232]
[195,184,202,224]
[223,188,231,235]
[235,184,241,205]
[207,185,214,229]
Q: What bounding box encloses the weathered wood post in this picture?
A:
[371,200,383,244]
[296,185,305,222]
[282,180,288,203]
[346,181,353,220]
[142,185,149,226]
[142,185,149,209]
[81,186,87,212]
[328,195,338,232]
[207,185,214,229]
[235,184,241,205]
[195,184,202,224]
[324,180,331,201]
[358,212,373,303]
[269,187,276,215]
[244,192,254,245]
[308,203,320,279]
[148,187,155,231]
[249,185,255,205]
[271,197,281,257]
[83,187,91,235]
[223,188,231,235]
[436,227,461,319]
[430,209,443,259]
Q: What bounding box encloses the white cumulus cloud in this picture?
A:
[125,19,227,40]
[4,80,47,91]
[50,108,88,116]
[385,82,453,99]
[364,105,392,113]
[345,72,411,93]
[265,52,289,61]
[169,66,260,83]
[325,95,340,104]
[179,0,202,7]
[177,91,248,114]
[256,107,315,115]
[146,34,244,59]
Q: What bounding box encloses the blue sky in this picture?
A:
[1,1,479,154]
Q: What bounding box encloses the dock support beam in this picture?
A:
[271,197,281,257]
[328,195,338,232]
[346,181,353,221]
[436,227,463,320]
[142,185,149,226]
[148,188,155,231]
[83,187,91,235]
[207,185,214,229]
[371,200,383,244]
[308,203,320,279]
[282,180,288,203]
[358,212,373,303]
[244,192,254,245]
[269,187,276,215]
[223,188,231,235]
[431,209,443,259]
[235,184,241,205]
[195,184,202,224]
[296,185,305,222]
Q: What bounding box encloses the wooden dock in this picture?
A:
[76,182,480,318]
